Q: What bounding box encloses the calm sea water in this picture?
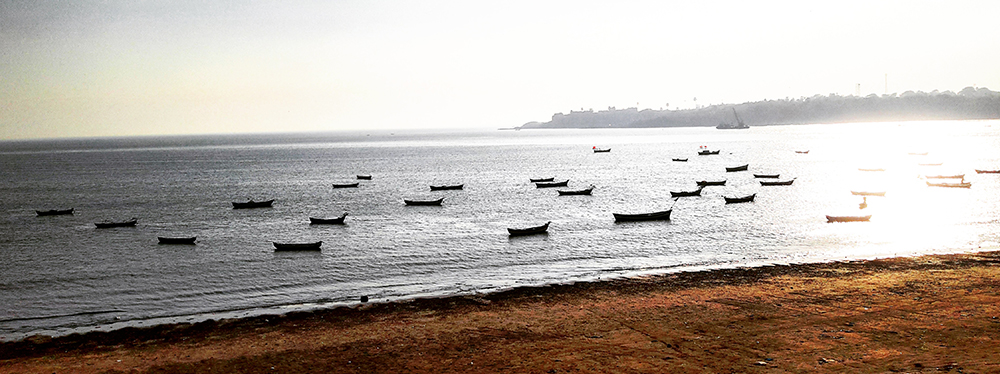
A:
[2,121,999,341]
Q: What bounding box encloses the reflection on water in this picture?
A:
[1,120,999,340]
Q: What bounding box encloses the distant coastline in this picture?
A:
[519,86,1000,129]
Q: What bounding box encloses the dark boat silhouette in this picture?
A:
[535,180,569,188]
[698,149,720,155]
[926,181,971,188]
[273,241,322,251]
[760,179,796,186]
[404,198,444,206]
[753,174,780,179]
[507,221,551,236]
[696,180,726,186]
[975,169,1000,174]
[529,177,555,183]
[851,191,886,196]
[333,182,360,188]
[724,194,756,204]
[557,185,594,195]
[670,186,703,197]
[158,237,196,244]
[672,158,688,162]
[593,148,611,153]
[95,218,137,228]
[309,213,348,224]
[430,184,464,191]
[232,199,274,209]
[725,164,749,172]
[356,175,372,180]
[613,209,672,222]
[36,208,74,216]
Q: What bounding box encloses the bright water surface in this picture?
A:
[2,121,999,340]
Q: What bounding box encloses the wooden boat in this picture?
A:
[309,213,348,224]
[696,180,726,186]
[851,191,886,196]
[613,209,672,222]
[273,241,323,251]
[753,174,780,179]
[975,169,1000,174]
[557,186,594,195]
[670,187,703,197]
[529,177,555,183]
[926,181,971,188]
[333,182,360,188]
[593,148,611,153]
[724,194,756,204]
[924,174,964,180]
[404,198,444,206]
[697,149,720,155]
[795,150,810,154]
[725,164,749,172]
[157,237,196,244]
[760,178,795,186]
[826,215,872,222]
[356,175,372,180]
[507,221,551,236]
[95,218,137,228]
[858,168,884,172]
[430,184,464,191]
[232,199,274,209]
[535,180,569,188]
[672,158,688,162]
[36,208,74,216]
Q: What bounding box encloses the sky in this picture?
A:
[2,0,999,140]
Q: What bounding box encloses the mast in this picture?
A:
[732,108,744,126]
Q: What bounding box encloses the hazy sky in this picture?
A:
[2,0,998,140]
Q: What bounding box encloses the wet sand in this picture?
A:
[3,251,1000,373]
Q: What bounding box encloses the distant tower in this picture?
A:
[856,83,861,96]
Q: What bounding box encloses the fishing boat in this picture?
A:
[795,150,810,154]
[697,149,721,155]
[593,147,611,153]
[273,241,323,251]
[535,180,569,188]
[309,213,348,224]
[529,177,555,183]
[696,180,726,186]
[557,185,594,195]
[404,198,445,206]
[725,164,749,172]
[356,175,372,180]
[36,208,74,216]
[232,199,274,209]
[724,194,756,204]
[613,209,672,222]
[924,174,964,180]
[753,174,780,179]
[672,158,688,162]
[826,215,872,222]
[975,169,1000,174]
[95,218,137,228]
[333,182,360,188]
[926,181,971,188]
[760,178,795,186]
[851,191,886,196]
[157,237,196,244]
[507,221,551,236]
[430,184,464,191]
[716,108,749,129]
[670,187,704,197]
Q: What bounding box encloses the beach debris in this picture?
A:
[360,295,369,303]
[819,358,837,364]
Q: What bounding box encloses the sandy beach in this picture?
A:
[3,250,1000,373]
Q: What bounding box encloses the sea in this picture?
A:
[2,120,999,341]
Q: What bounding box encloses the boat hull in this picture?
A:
[232,200,274,209]
[404,198,444,206]
[309,213,348,224]
[429,184,464,191]
[95,219,137,228]
[557,187,593,195]
[724,194,756,204]
[826,215,872,222]
[36,208,74,216]
[333,183,360,188]
[158,237,196,244]
[613,210,672,222]
[725,164,749,172]
[760,179,795,186]
[273,241,323,251]
[535,180,569,188]
[507,222,551,236]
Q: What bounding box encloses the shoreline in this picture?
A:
[4,250,1000,372]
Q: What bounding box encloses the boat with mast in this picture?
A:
[717,108,749,129]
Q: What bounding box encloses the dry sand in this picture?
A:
[3,251,1000,373]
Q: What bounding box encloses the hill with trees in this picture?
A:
[520,87,1000,129]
